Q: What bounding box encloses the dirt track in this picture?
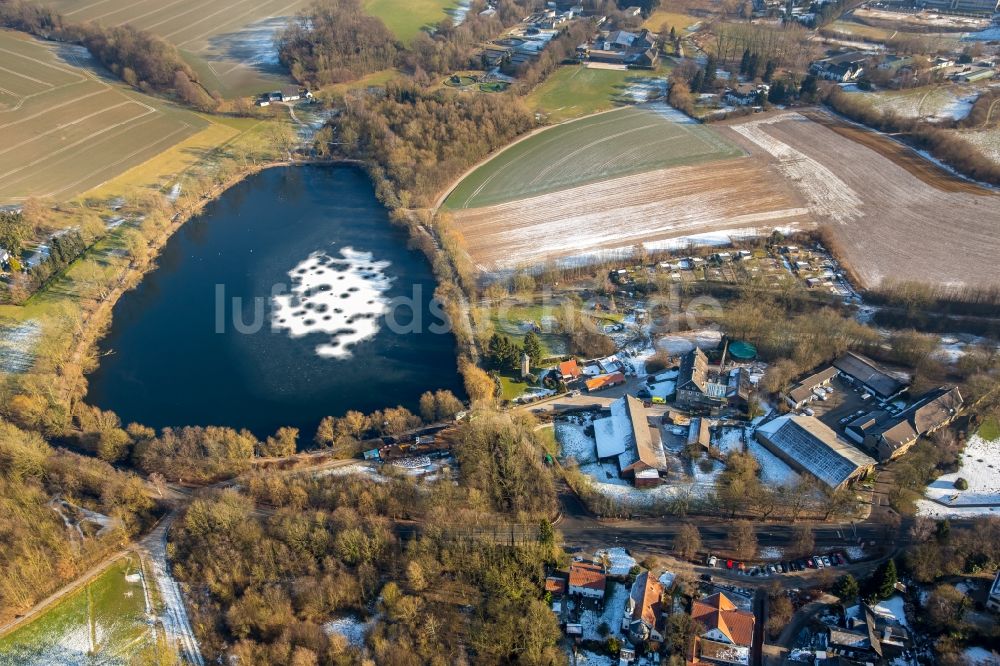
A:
[719,111,999,289]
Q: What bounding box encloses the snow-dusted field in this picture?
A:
[594,547,637,577]
[271,248,394,359]
[323,615,371,647]
[919,435,1000,516]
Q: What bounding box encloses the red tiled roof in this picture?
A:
[559,359,581,378]
[545,576,566,595]
[585,372,625,392]
[569,562,606,592]
[691,593,755,647]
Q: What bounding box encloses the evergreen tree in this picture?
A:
[703,55,717,90]
[739,48,751,76]
[523,331,543,368]
[869,559,898,601]
[833,574,859,601]
[690,70,704,94]
[767,80,787,104]
[800,74,818,99]
[747,53,760,79]
[488,333,519,372]
[763,60,776,83]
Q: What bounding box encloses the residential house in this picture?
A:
[724,83,768,106]
[834,351,907,401]
[594,395,669,486]
[559,358,582,380]
[847,387,963,461]
[784,365,840,410]
[810,52,871,82]
[690,593,755,665]
[755,415,876,490]
[827,603,911,664]
[582,28,660,68]
[625,571,665,646]
[568,561,606,599]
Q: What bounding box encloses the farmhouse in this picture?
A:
[846,386,963,461]
[785,366,840,410]
[690,593,755,666]
[755,415,876,490]
[810,51,871,82]
[580,28,660,68]
[724,84,768,106]
[625,571,665,646]
[568,561,606,599]
[675,349,751,414]
[827,604,911,664]
[834,352,907,401]
[594,395,668,486]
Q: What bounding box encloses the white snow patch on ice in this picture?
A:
[964,647,1000,665]
[272,248,393,359]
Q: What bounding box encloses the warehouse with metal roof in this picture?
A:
[755,415,876,489]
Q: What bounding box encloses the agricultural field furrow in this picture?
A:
[34,0,311,95]
[444,104,744,209]
[718,111,1000,289]
[0,29,209,201]
[452,159,810,271]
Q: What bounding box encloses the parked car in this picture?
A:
[815,556,825,569]
[806,558,815,568]
[803,408,815,416]
[726,559,734,569]
[822,556,832,567]
[834,553,846,566]
[700,573,713,582]
[707,555,718,567]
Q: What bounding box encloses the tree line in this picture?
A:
[169,407,563,663]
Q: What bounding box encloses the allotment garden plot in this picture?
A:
[0,29,208,201]
[444,104,744,210]
[36,0,312,95]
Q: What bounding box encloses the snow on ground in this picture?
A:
[920,435,1000,511]
[964,26,1000,41]
[648,370,677,399]
[657,328,722,355]
[759,546,784,560]
[574,649,618,666]
[964,647,1000,665]
[730,113,863,224]
[626,78,667,103]
[323,615,370,647]
[316,462,387,482]
[579,581,629,640]
[271,248,393,359]
[715,427,745,455]
[870,595,908,627]
[845,545,865,561]
[748,439,801,487]
[557,422,598,464]
[595,547,637,577]
[0,320,40,374]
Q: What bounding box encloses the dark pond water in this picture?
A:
[87,166,463,438]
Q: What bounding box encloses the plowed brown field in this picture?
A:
[719,111,998,289]
[453,109,1000,289]
[452,159,810,272]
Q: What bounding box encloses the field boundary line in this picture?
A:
[0,46,88,80]
[65,0,118,16]
[0,86,110,129]
[0,100,144,157]
[0,64,55,88]
[0,106,158,185]
[46,123,193,199]
[88,0,170,24]
[178,0,306,50]
[155,0,260,39]
[103,0,195,29]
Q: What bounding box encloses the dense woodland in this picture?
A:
[320,83,536,207]
[170,410,563,664]
[0,418,155,620]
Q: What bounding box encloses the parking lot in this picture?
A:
[802,376,877,431]
[704,550,854,580]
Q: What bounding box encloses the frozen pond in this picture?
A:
[87,166,463,437]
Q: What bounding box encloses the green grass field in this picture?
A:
[980,417,1000,442]
[0,555,153,664]
[0,29,212,201]
[444,105,742,209]
[363,0,459,44]
[525,65,669,123]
